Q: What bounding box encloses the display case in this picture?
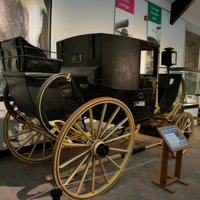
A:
[171,67,200,124]
[170,67,200,103]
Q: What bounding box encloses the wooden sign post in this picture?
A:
[152,125,190,193]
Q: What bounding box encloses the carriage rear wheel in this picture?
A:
[53,97,135,199]
[172,112,194,157]
[3,106,54,163]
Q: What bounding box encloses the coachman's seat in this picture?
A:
[0,36,64,118]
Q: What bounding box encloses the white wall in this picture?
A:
[146,0,186,67]
[51,0,150,51]
[51,0,115,51]
[160,10,185,67]
[51,0,188,67]
[182,0,200,28]
[132,0,147,40]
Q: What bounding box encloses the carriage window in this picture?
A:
[140,50,155,75]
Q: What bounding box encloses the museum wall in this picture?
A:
[51,0,187,67]
[51,0,115,51]
[51,0,150,51]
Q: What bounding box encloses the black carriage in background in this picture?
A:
[0,33,194,199]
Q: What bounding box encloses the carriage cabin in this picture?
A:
[57,33,159,123]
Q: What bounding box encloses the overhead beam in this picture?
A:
[170,0,195,25]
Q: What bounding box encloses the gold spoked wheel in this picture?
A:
[3,106,54,163]
[175,112,194,143]
[172,112,194,156]
[53,97,135,199]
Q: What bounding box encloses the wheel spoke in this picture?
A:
[9,128,30,140]
[184,129,193,134]
[97,103,107,139]
[64,153,90,186]
[89,108,95,140]
[102,117,128,141]
[109,147,128,153]
[59,149,91,169]
[76,155,93,194]
[105,132,132,144]
[183,121,192,130]
[105,155,121,169]
[98,157,109,183]
[62,143,91,148]
[15,132,38,152]
[99,106,121,138]
[91,156,96,193]
[178,120,191,131]
[73,123,92,141]
[180,117,185,128]
[28,132,42,159]
[42,136,47,157]
[41,133,54,155]
[15,112,27,122]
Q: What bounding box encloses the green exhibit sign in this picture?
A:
[148,2,162,25]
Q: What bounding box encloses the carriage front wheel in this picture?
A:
[53,97,135,199]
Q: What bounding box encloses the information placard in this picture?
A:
[158,125,190,152]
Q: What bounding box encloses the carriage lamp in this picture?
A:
[161,47,177,74]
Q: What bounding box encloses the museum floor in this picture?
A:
[0,126,200,200]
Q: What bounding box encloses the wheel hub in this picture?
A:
[93,141,109,157]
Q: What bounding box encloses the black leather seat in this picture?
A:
[0,37,63,117]
[0,36,62,73]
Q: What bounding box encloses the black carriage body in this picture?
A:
[3,73,76,119]
[57,33,159,123]
[158,73,182,113]
[0,34,159,125]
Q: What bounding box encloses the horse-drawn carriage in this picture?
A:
[0,33,194,199]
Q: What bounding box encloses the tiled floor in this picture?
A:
[0,126,200,200]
